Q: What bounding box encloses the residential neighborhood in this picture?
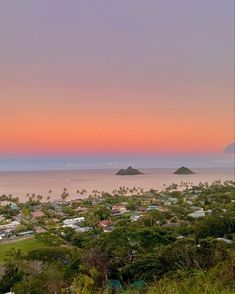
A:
[0,180,234,293]
[0,181,234,246]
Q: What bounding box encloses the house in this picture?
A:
[75,207,88,212]
[0,220,20,230]
[14,214,23,222]
[168,197,178,204]
[31,205,42,210]
[50,203,62,211]
[0,220,20,234]
[48,210,66,218]
[163,200,171,206]
[99,220,114,232]
[112,205,127,212]
[32,210,45,218]
[17,230,34,236]
[131,214,142,221]
[63,217,85,226]
[99,220,114,228]
[75,226,91,232]
[146,205,167,212]
[111,209,122,216]
[188,210,205,218]
[0,232,6,240]
[147,205,158,211]
[62,223,90,232]
[35,227,47,233]
[10,203,19,210]
[111,205,127,215]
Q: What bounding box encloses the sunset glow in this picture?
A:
[0,1,234,157]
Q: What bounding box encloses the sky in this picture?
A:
[0,1,234,169]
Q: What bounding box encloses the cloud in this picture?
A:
[224,142,235,154]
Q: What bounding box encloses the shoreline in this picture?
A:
[0,167,234,202]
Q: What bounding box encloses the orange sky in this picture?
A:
[0,82,233,155]
[0,1,234,155]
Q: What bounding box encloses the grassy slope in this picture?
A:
[0,238,44,263]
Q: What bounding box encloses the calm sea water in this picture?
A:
[0,168,234,201]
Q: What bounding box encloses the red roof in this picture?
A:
[99,220,114,227]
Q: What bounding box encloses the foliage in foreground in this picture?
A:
[0,181,234,293]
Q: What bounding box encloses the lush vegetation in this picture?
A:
[0,239,44,263]
[0,181,234,293]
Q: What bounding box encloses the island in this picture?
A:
[116,166,143,175]
[174,166,195,174]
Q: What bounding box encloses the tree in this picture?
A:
[5,248,29,275]
[82,247,108,286]
[0,249,28,293]
[61,191,69,202]
[71,265,100,294]
[94,207,111,220]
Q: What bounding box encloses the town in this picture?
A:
[0,180,234,293]
[0,181,233,244]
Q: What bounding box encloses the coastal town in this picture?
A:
[0,180,234,245]
[0,180,234,293]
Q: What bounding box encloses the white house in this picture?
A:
[63,217,85,226]
[188,210,205,218]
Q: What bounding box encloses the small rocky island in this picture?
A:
[174,166,195,174]
[116,166,143,175]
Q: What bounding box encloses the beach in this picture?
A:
[0,167,234,202]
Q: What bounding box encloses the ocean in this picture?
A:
[0,167,234,202]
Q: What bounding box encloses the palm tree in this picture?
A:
[82,189,87,195]
[5,249,29,275]
[36,195,43,203]
[61,190,69,202]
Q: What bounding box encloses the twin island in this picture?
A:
[116,166,195,175]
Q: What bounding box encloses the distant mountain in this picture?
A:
[224,142,235,154]
[174,166,195,174]
[116,166,143,175]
